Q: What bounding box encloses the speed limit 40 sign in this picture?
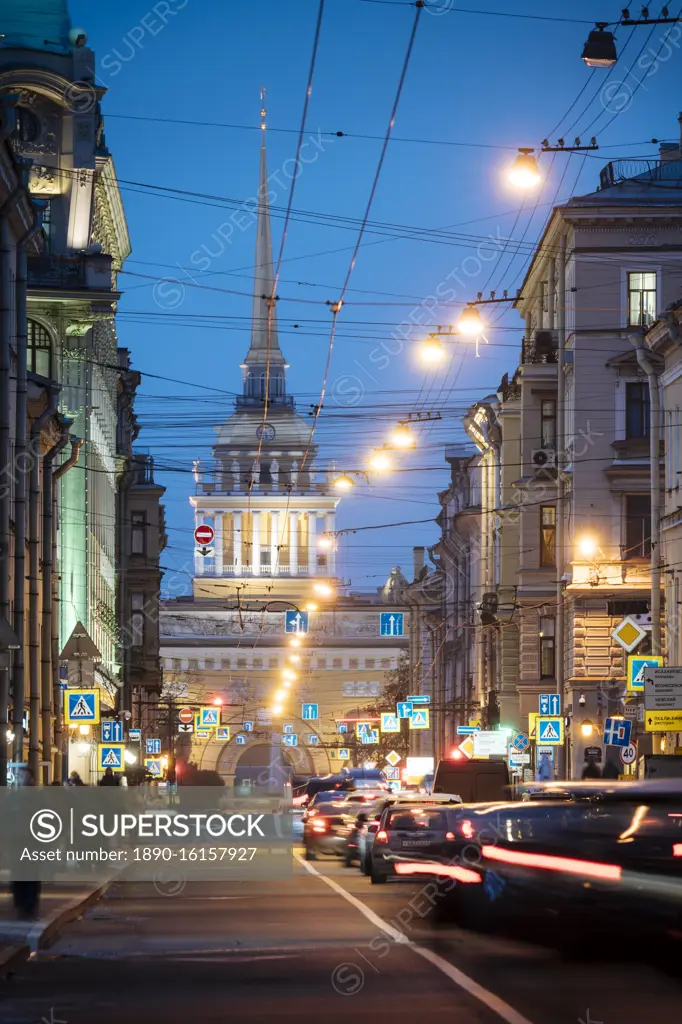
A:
[620,743,637,765]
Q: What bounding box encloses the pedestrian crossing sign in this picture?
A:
[98,743,124,771]
[65,689,100,725]
[216,727,230,740]
[144,758,163,777]
[356,721,372,737]
[200,706,220,728]
[537,717,563,745]
[628,654,663,692]
[409,708,430,730]
[338,748,350,760]
[380,712,400,733]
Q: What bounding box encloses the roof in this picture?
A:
[1,0,73,54]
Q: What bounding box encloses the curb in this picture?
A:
[0,879,111,974]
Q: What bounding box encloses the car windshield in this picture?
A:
[386,808,447,831]
[310,791,347,805]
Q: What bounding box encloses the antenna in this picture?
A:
[260,85,267,133]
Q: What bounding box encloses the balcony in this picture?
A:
[28,252,114,292]
[523,330,557,365]
[197,563,318,577]
[196,470,333,497]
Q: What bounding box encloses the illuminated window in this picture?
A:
[628,271,657,327]
[27,320,53,379]
[540,506,556,567]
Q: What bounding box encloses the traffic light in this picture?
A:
[485,691,500,730]
[479,592,498,626]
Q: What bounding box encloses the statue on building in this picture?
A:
[381,566,408,604]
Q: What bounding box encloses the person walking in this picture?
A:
[11,766,41,919]
[67,771,85,786]
[99,766,120,787]
[581,757,602,779]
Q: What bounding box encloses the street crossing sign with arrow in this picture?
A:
[380,612,404,636]
[285,610,309,634]
[65,689,100,725]
[539,693,560,716]
[98,744,124,771]
[396,702,413,719]
[101,721,123,743]
[628,655,663,692]
[282,734,298,747]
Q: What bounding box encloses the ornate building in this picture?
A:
[161,124,408,781]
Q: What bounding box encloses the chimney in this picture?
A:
[413,546,425,580]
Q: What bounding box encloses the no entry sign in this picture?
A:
[178,707,194,725]
[194,524,214,547]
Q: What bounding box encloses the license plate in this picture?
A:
[401,839,431,847]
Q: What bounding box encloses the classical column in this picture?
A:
[252,511,261,575]
[194,512,205,576]
[307,513,317,577]
[214,512,224,576]
[289,512,299,575]
[270,511,280,574]
[233,511,243,574]
[325,511,336,575]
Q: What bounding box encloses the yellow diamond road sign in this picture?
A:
[385,750,401,767]
[458,735,475,759]
[611,616,647,653]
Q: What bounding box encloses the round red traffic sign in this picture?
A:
[194,524,214,546]
[620,743,637,765]
[178,707,194,725]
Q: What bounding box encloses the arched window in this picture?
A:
[14,106,40,143]
[259,372,267,399]
[27,320,53,379]
[273,372,284,397]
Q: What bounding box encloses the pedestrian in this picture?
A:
[601,759,620,779]
[11,766,41,919]
[581,757,602,779]
[67,771,85,786]
[99,767,120,787]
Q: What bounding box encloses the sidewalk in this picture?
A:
[0,878,109,971]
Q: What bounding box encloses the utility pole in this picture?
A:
[556,233,567,780]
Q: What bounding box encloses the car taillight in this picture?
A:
[376,830,388,843]
[312,824,327,834]
[460,820,475,840]
[445,831,455,841]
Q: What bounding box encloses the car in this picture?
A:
[303,807,357,860]
[358,793,463,875]
[433,758,510,803]
[341,767,389,790]
[303,790,352,822]
[369,805,455,884]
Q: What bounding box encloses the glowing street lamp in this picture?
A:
[419,334,445,366]
[457,305,485,336]
[282,669,297,681]
[288,636,302,648]
[507,149,542,190]
[304,602,318,612]
[289,654,301,664]
[577,536,598,560]
[580,719,594,738]
[367,449,392,473]
[313,582,334,598]
[333,474,354,491]
[318,535,333,550]
[390,424,415,449]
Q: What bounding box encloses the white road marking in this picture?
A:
[295,853,536,1024]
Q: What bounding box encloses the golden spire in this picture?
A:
[260,85,267,133]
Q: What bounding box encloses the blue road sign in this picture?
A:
[146,738,161,755]
[216,727,230,741]
[128,728,141,742]
[308,734,319,745]
[539,693,561,716]
[65,690,99,724]
[283,723,294,734]
[337,723,348,734]
[457,725,480,735]
[98,744,124,771]
[236,734,247,745]
[537,718,563,744]
[283,734,298,747]
[380,612,404,637]
[406,695,430,705]
[101,721,123,744]
[362,729,379,744]
[243,721,254,732]
[512,732,530,752]
[200,707,220,728]
[356,721,370,734]
[302,703,318,721]
[397,701,413,719]
[604,717,632,747]
[409,708,430,729]
[285,610,309,634]
[338,748,350,759]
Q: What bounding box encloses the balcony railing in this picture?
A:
[28,252,114,291]
[197,564,316,577]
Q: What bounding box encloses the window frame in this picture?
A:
[540,399,557,449]
[624,494,651,559]
[623,268,660,329]
[27,319,53,379]
[539,616,555,680]
[130,593,145,648]
[131,511,146,555]
[540,506,557,567]
[625,380,650,439]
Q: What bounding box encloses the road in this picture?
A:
[1,851,679,1024]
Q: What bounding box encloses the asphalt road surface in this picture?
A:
[1,852,680,1024]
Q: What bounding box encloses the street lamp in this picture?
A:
[289,654,301,664]
[581,24,617,67]
[390,423,416,449]
[580,719,594,738]
[288,636,302,648]
[419,334,445,365]
[282,669,297,681]
[367,449,392,473]
[457,305,485,336]
[507,149,542,190]
[304,602,318,612]
[272,704,283,717]
[313,582,334,598]
[577,535,598,559]
[333,473,354,491]
[317,535,333,550]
